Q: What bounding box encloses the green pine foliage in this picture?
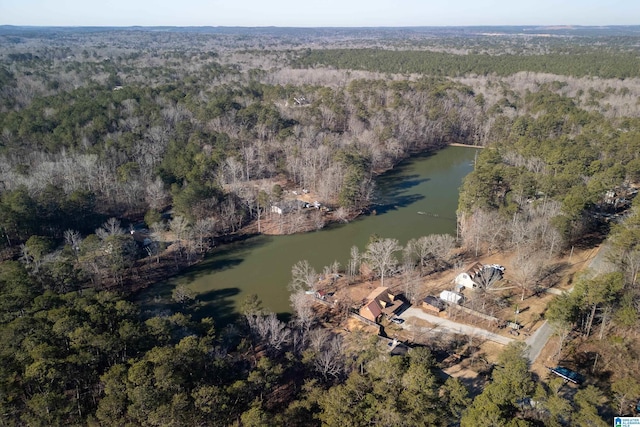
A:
[292,49,640,79]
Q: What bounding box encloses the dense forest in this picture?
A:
[0,26,639,425]
[292,49,640,79]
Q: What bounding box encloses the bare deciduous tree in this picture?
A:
[145,222,166,264]
[169,215,191,264]
[308,327,331,353]
[290,291,316,334]
[313,334,345,381]
[172,284,195,305]
[550,320,572,360]
[192,218,216,254]
[169,216,191,243]
[364,238,401,287]
[402,269,423,304]
[460,210,507,256]
[322,260,340,278]
[95,218,125,240]
[405,234,456,274]
[347,245,361,278]
[334,206,350,223]
[289,260,319,292]
[146,176,168,210]
[64,229,82,257]
[247,313,291,354]
[312,210,325,231]
[513,250,544,301]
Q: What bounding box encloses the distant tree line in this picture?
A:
[292,48,640,79]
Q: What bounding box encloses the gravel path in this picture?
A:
[526,244,605,363]
[525,321,553,362]
[398,307,514,345]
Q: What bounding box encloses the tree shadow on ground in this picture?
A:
[573,224,609,249]
[137,285,244,327]
[538,262,571,290]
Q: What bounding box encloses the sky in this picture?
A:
[0,0,638,27]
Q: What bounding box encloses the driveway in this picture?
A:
[398,307,513,345]
[526,243,611,363]
[525,321,553,362]
[400,307,552,362]
[396,245,605,362]
[526,245,605,362]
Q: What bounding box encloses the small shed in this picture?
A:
[271,200,307,215]
[454,272,476,289]
[422,296,445,313]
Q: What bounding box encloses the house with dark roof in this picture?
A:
[359,287,403,323]
[422,295,445,313]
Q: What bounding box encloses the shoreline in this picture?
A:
[130,143,476,294]
[245,144,481,236]
[448,142,484,148]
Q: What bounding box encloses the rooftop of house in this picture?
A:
[463,261,485,277]
[364,286,395,304]
[363,299,383,318]
[361,287,403,318]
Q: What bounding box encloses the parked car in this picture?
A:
[391,317,404,324]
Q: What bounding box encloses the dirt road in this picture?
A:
[526,244,605,363]
[399,307,514,345]
[525,321,553,363]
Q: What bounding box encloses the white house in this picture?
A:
[454,261,484,289]
[454,272,476,289]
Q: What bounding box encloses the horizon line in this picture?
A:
[1,24,639,29]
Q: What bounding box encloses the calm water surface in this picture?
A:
[138,146,477,322]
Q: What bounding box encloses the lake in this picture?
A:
[138,146,478,323]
